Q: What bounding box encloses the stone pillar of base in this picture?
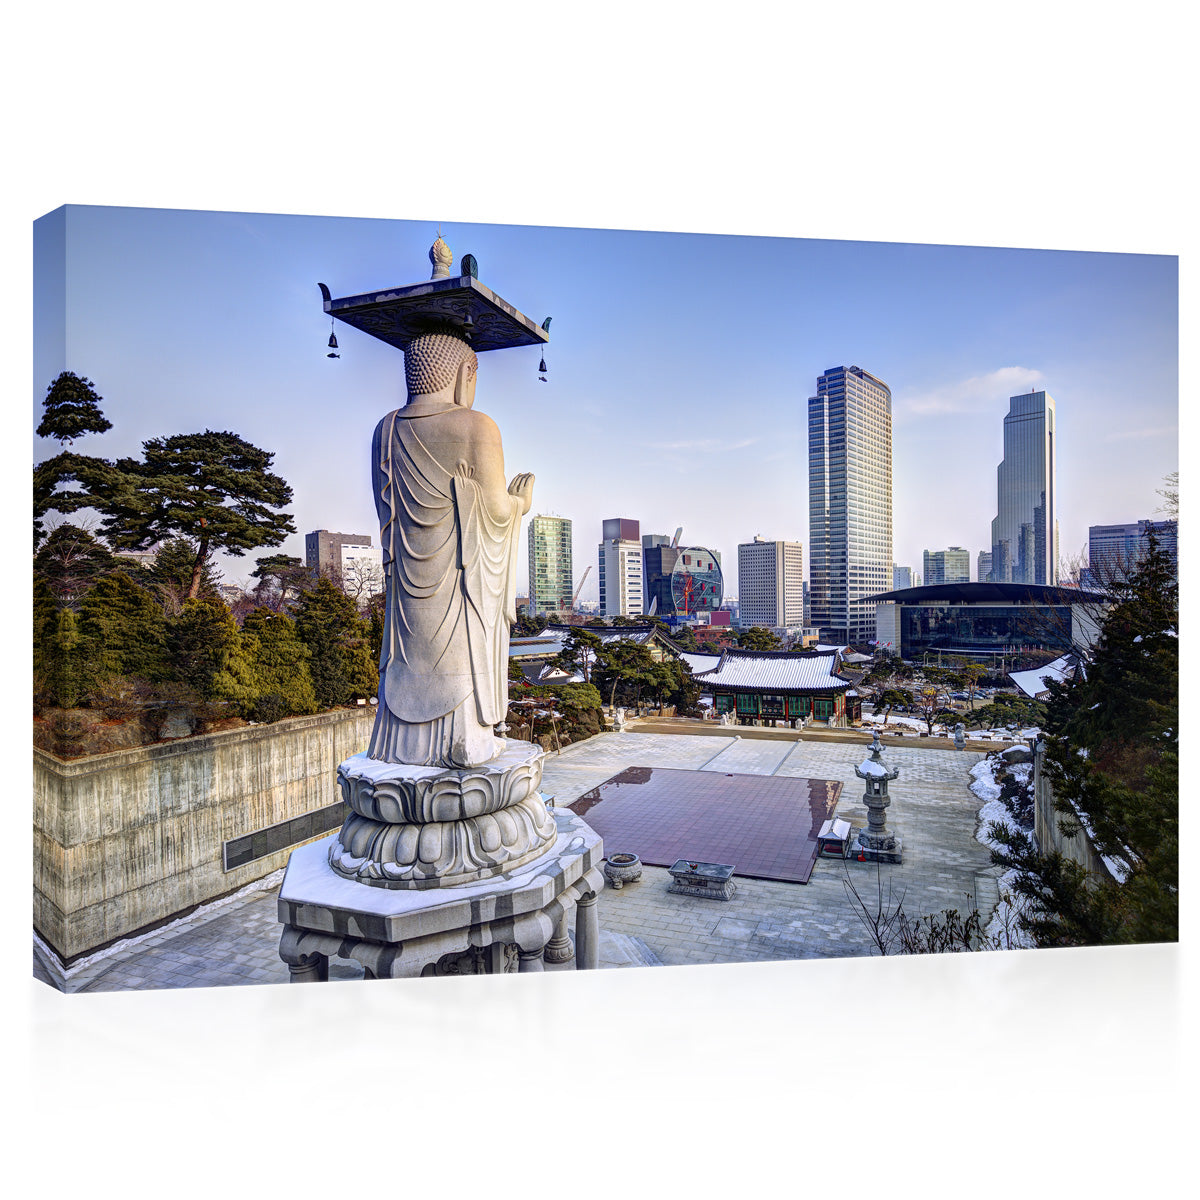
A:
[575,891,599,970]
[518,947,545,972]
[287,952,329,983]
[544,910,575,964]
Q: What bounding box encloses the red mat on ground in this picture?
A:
[567,766,842,884]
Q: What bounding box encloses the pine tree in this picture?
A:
[165,597,257,706]
[34,604,85,709]
[78,573,169,684]
[736,626,781,651]
[37,372,112,444]
[240,607,317,721]
[293,578,378,708]
[148,537,222,609]
[990,532,1178,945]
[101,429,295,600]
[33,523,123,610]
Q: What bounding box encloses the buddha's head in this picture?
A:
[404,330,478,409]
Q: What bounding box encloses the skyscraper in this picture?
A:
[527,514,573,615]
[737,537,803,629]
[598,517,643,618]
[923,547,970,585]
[990,390,1057,585]
[977,550,992,583]
[809,365,893,644]
[892,565,914,591]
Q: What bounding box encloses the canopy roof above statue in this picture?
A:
[321,274,549,353]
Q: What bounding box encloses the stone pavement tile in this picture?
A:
[45,730,997,992]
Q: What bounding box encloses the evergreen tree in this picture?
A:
[165,597,257,705]
[736,626,781,651]
[101,429,295,600]
[148,537,222,608]
[293,578,378,708]
[990,532,1178,945]
[78,572,169,684]
[33,450,120,549]
[33,523,123,610]
[37,372,112,444]
[240,607,317,721]
[34,603,85,709]
[554,627,603,685]
[250,553,310,611]
[670,623,699,651]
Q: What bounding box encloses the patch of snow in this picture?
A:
[968,757,1037,949]
[858,758,892,778]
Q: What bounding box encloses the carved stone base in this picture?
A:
[853,830,904,864]
[328,740,556,889]
[278,807,605,981]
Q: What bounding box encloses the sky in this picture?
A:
[33,205,1177,601]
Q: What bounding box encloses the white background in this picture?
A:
[5,3,1191,1194]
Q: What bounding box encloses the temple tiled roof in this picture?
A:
[691,649,850,693]
[680,652,723,675]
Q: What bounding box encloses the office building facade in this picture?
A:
[923,547,970,586]
[305,529,375,578]
[1084,519,1178,586]
[738,537,804,630]
[892,565,914,591]
[527,515,574,615]
[977,550,992,584]
[989,391,1057,585]
[808,365,893,644]
[598,517,644,618]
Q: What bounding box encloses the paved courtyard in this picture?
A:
[33,729,998,992]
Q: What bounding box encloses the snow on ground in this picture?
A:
[861,710,1038,741]
[969,756,1037,950]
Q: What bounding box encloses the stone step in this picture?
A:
[603,931,663,968]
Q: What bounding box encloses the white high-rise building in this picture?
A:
[809,365,893,644]
[598,517,643,618]
[737,537,804,630]
[990,390,1057,585]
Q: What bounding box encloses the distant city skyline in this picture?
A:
[33,206,1178,603]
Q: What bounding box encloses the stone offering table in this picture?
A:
[667,859,736,901]
[278,806,604,979]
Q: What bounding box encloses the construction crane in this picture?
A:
[570,564,592,612]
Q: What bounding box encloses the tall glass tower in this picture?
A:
[989,391,1056,585]
[527,515,573,615]
[808,365,893,645]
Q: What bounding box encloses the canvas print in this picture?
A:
[32,206,1178,992]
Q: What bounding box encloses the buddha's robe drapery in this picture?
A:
[366,406,521,768]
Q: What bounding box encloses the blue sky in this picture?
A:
[34,205,1177,600]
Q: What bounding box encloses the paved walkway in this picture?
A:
[34,730,998,992]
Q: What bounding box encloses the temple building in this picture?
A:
[689,647,860,727]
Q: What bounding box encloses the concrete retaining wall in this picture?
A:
[1032,741,1110,878]
[34,707,375,962]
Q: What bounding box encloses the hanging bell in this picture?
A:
[538,356,547,373]
[327,331,339,349]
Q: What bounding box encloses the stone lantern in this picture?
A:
[853,731,903,863]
